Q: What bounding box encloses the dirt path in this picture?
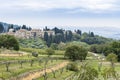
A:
[18,61,69,80]
[0,53,22,57]
[0,51,28,57]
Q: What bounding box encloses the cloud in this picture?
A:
[0,0,120,13]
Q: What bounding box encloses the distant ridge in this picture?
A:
[0,22,21,33]
[0,22,28,33]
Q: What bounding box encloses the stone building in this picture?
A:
[5,29,55,39]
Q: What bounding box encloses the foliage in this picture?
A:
[0,23,4,33]
[65,30,73,42]
[66,41,90,49]
[65,45,88,61]
[44,32,48,43]
[76,63,98,80]
[18,38,47,49]
[106,53,118,63]
[43,27,113,48]
[44,27,75,47]
[57,42,66,50]
[0,35,19,51]
[72,33,81,41]
[20,47,64,55]
[21,25,32,31]
[90,44,110,53]
[50,41,89,50]
[20,47,47,55]
[53,33,64,44]
[46,48,55,57]
[90,41,120,61]
[22,25,27,29]
[102,67,119,80]
[50,43,58,50]
[0,55,63,79]
[75,29,82,35]
[66,62,78,72]
[32,52,38,57]
[111,42,120,61]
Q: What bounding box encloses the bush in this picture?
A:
[77,63,98,80]
[106,53,118,63]
[65,45,88,61]
[46,48,55,57]
[0,35,19,51]
[32,52,38,57]
[102,67,118,80]
[66,62,78,72]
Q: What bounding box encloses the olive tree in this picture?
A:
[0,35,19,51]
[106,53,118,67]
[46,48,55,57]
[65,45,87,61]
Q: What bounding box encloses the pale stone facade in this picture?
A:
[5,29,55,39]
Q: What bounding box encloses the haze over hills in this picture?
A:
[70,27,120,40]
[37,26,120,40]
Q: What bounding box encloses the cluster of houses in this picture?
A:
[4,29,55,39]
[0,22,55,39]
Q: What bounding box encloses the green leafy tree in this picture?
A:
[111,42,120,61]
[65,45,87,61]
[46,48,55,57]
[44,26,50,31]
[0,23,4,33]
[5,62,10,71]
[9,24,14,29]
[57,42,66,50]
[53,33,63,44]
[72,34,81,41]
[22,25,27,29]
[32,52,38,57]
[47,34,53,47]
[44,32,48,41]
[52,27,63,34]
[106,53,118,67]
[89,31,94,37]
[106,53,118,63]
[50,43,58,50]
[90,32,94,37]
[65,30,73,42]
[76,29,82,35]
[0,35,19,51]
[44,32,49,46]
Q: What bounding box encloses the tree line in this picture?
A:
[0,22,32,33]
[43,27,112,47]
[90,41,120,61]
[8,24,32,32]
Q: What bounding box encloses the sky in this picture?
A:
[0,0,120,28]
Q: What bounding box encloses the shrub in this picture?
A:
[46,48,55,57]
[65,45,88,61]
[66,62,78,72]
[32,52,38,57]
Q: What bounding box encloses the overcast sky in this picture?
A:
[0,0,120,28]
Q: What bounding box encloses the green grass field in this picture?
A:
[36,70,75,80]
[0,53,65,79]
[0,49,120,80]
